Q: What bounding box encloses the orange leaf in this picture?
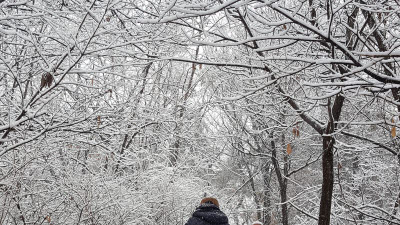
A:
[46,216,51,223]
[338,162,342,170]
[286,144,292,155]
[392,117,395,123]
[391,126,396,138]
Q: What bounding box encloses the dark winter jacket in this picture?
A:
[185,203,230,225]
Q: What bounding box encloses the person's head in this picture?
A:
[200,197,219,208]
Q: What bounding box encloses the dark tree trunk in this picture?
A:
[270,132,289,225]
[318,132,335,225]
[318,95,344,225]
[262,163,272,225]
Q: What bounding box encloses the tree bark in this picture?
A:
[262,162,272,225]
[245,162,263,221]
[318,95,344,225]
[319,129,335,225]
[270,132,289,225]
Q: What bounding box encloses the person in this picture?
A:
[185,197,230,225]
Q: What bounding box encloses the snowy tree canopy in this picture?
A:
[1,0,400,224]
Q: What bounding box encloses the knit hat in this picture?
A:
[200,197,220,207]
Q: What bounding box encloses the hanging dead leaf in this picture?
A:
[40,72,54,90]
[392,117,395,124]
[45,215,51,223]
[286,143,292,155]
[338,162,342,170]
[283,24,287,30]
[40,75,46,89]
[91,78,93,85]
[108,89,112,97]
[45,72,53,87]
[292,126,300,138]
[199,64,202,69]
[97,116,101,127]
[106,16,111,22]
[391,126,396,138]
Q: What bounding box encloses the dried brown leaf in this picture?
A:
[40,72,53,89]
[286,144,292,155]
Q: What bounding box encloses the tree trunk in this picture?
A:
[270,132,289,225]
[245,163,262,221]
[318,132,335,225]
[318,95,344,224]
[262,162,272,225]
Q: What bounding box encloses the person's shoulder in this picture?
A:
[192,204,229,224]
[185,216,209,225]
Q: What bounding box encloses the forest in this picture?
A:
[1,0,400,224]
